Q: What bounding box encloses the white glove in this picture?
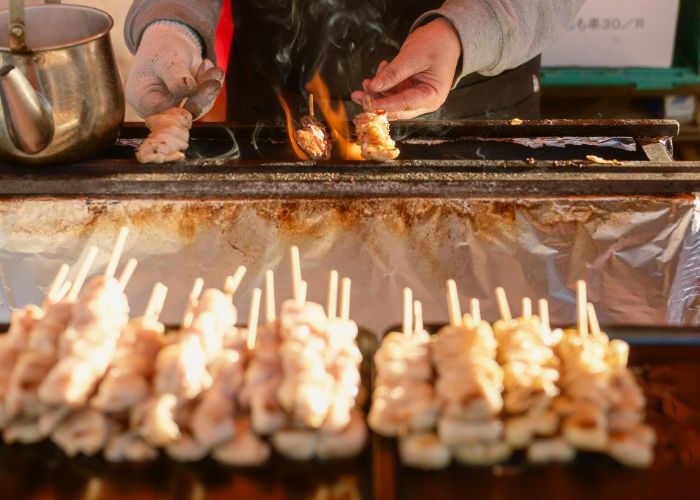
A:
[126,21,225,120]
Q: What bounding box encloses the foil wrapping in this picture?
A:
[0,196,697,333]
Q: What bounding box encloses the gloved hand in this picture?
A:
[125,21,225,120]
[351,18,461,120]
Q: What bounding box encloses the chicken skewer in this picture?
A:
[353,97,400,162]
[135,103,193,164]
[294,93,333,161]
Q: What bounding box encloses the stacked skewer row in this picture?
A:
[369,280,655,469]
[0,230,367,465]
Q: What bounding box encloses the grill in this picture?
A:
[0,119,697,198]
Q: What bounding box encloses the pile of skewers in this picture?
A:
[369,280,655,469]
[0,232,367,464]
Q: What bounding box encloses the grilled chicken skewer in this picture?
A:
[294,94,333,161]
[136,105,193,164]
[353,98,400,162]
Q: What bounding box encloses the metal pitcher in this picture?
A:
[0,0,124,165]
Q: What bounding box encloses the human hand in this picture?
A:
[351,18,461,120]
[125,22,224,120]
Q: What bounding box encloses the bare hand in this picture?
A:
[351,18,461,120]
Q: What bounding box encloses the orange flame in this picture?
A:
[277,94,309,161]
[305,71,363,161]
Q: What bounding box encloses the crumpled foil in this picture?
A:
[0,196,697,334]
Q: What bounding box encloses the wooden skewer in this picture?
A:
[495,287,512,322]
[104,227,129,280]
[179,97,188,108]
[265,270,276,324]
[118,258,138,291]
[587,302,601,336]
[327,270,339,320]
[470,298,481,324]
[144,282,168,321]
[309,94,314,117]
[402,287,413,337]
[224,265,247,298]
[522,297,532,320]
[538,298,550,331]
[340,277,351,321]
[290,246,302,304]
[576,280,588,337]
[45,264,70,304]
[414,300,423,335]
[246,288,262,351]
[54,280,72,303]
[299,280,308,304]
[181,277,204,328]
[66,246,98,302]
[446,279,462,327]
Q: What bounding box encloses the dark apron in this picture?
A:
[225,0,540,124]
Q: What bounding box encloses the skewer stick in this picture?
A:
[290,246,302,304]
[446,279,462,327]
[587,302,601,336]
[522,297,532,320]
[299,280,308,304]
[118,258,138,291]
[495,287,512,322]
[340,277,351,321]
[45,264,70,304]
[181,277,204,328]
[414,300,423,335]
[403,288,413,337]
[470,298,481,324]
[144,282,168,322]
[576,280,588,337]
[538,298,550,331]
[327,270,339,320]
[179,97,188,108]
[54,280,72,303]
[246,288,262,351]
[224,265,247,298]
[309,94,314,117]
[265,270,276,324]
[66,246,98,302]
[104,227,129,280]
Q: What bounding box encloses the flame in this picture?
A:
[305,71,363,161]
[277,94,309,161]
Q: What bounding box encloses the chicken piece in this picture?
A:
[295,115,332,160]
[3,416,44,444]
[208,349,245,397]
[316,409,368,460]
[213,416,271,467]
[527,438,576,464]
[52,409,111,457]
[91,370,150,413]
[37,357,97,408]
[105,429,159,463]
[137,107,193,164]
[562,412,608,452]
[193,288,237,336]
[453,440,512,466]
[278,373,334,429]
[321,392,354,433]
[505,415,536,448]
[438,416,503,447]
[5,351,54,417]
[38,406,71,436]
[353,110,400,162]
[398,432,451,470]
[154,334,211,400]
[165,432,209,462]
[190,390,235,449]
[608,430,654,468]
[133,394,180,446]
[272,428,318,461]
[250,383,287,435]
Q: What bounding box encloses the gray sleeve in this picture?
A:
[125,0,222,60]
[413,0,585,80]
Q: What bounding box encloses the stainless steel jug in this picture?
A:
[0,0,124,165]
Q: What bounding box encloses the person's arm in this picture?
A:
[124,1,224,119]
[414,0,586,80]
[352,0,585,119]
[125,0,222,61]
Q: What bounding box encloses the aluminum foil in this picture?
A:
[0,196,697,334]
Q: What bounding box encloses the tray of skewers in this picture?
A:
[369,282,700,499]
[0,232,377,499]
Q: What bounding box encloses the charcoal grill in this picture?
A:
[0,119,696,198]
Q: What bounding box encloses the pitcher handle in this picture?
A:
[9,0,61,53]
